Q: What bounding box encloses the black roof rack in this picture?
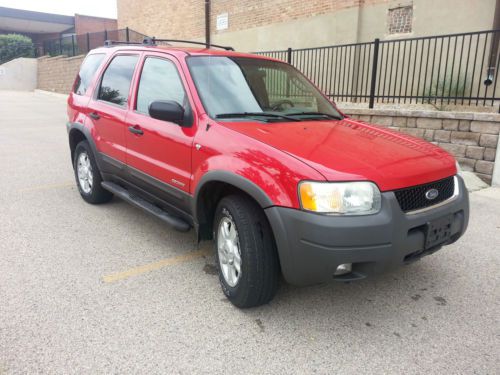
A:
[102,38,234,51]
[143,37,234,51]
[104,40,143,47]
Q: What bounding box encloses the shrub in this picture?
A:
[0,34,35,64]
[423,74,469,110]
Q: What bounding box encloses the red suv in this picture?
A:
[67,40,469,308]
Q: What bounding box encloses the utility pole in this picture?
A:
[205,0,211,48]
[485,0,500,85]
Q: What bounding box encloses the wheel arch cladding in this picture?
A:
[69,128,86,163]
[193,171,274,240]
[67,123,99,167]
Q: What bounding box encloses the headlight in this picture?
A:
[299,181,381,215]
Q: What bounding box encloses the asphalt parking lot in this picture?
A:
[0,90,499,374]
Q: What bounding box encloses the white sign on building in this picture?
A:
[216,13,229,31]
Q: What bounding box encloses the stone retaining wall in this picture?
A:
[37,55,85,94]
[343,108,500,184]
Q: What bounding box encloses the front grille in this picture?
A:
[394,176,455,213]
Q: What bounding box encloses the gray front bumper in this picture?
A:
[265,175,469,286]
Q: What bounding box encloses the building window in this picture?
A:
[388,6,413,34]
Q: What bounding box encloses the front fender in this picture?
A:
[191,122,326,211]
[192,154,294,209]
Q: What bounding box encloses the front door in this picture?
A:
[125,54,196,204]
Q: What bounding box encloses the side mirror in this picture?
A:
[149,100,184,125]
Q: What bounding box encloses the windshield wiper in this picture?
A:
[215,112,300,122]
[287,112,343,120]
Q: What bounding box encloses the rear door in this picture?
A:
[87,53,140,166]
[125,53,196,202]
[68,53,106,124]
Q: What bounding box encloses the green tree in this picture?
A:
[0,34,35,64]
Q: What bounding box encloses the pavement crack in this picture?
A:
[434,296,447,306]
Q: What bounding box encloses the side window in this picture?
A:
[98,55,139,106]
[136,57,187,115]
[74,53,105,95]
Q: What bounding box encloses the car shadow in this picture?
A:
[233,256,451,329]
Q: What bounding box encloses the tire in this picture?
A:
[213,194,279,308]
[73,141,113,204]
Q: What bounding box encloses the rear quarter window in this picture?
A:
[73,53,105,96]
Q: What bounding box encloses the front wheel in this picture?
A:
[214,195,279,308]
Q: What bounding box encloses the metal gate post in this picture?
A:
[287,47,292,64]
[369,38,380,109]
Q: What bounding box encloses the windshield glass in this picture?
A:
[187,56,342,121]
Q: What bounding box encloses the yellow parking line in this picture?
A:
[19,181,74,192]
[102,248,212,283]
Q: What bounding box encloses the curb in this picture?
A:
[34,89,68,100]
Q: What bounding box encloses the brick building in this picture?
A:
[74,14,117,35]
[117,0,497,51]
[0,7,117,53]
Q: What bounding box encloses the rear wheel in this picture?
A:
[214,195,279,308]
[73,141,113,204]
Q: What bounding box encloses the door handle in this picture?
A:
[128,125,144,136]
[89,112,100,120]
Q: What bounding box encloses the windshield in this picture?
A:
[187,56,342,121]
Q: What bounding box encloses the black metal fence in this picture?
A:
[257,29,500,111]
[40,28,147,57]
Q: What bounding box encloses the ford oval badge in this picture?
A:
[425,188,439,200]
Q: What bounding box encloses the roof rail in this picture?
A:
[142,37,234,51]
[103,38,235,51]
[104,40,143,47]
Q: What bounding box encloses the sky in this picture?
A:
[0,0,117,18]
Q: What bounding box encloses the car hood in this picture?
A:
[218,118,456,191]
